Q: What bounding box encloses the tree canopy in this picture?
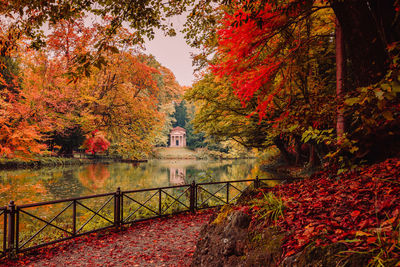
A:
[186,0,400,167]
[1,0,399,165]
[0,16,184,159]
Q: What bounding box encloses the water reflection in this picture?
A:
[78,164,111,190]
[0,159,275,206]
[169,168,186,185]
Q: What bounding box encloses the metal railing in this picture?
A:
[0,176,294,258]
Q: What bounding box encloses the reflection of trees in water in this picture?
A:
[0,172,48,205]
[0,159,263,204]
[77,164,110,191]
[104,163,169,191]
[185,161,257,183]
[44,169,85,199]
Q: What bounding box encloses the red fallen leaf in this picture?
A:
[351,210,360,218]
[239,206,251,214]
[357,218,371,229]
[366,236,377,244]
[286,249,296,256]
[391,209,399,218]
[335,229,344,235]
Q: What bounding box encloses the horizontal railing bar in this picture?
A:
[122,184,190,194]
[197,178,298,186]
[10,178,297,209]
[259,178,303,181]
[17,193,115,208]
[197,179,254,186]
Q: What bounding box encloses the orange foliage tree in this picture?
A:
[0,24,47,158]
[1,16,184,159]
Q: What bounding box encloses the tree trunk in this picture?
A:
[308,144,318,168]
[335,17,345,138]
[273,136,294,164]
[294,135,303,165]
[331,0,400,87]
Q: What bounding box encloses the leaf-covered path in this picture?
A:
[4,210,214,267]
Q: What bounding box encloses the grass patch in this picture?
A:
[251,192,285,224]
[153,147,199,159]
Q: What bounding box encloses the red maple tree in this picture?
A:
[83,130,110,155]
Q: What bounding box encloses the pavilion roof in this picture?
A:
[171,126,186,133]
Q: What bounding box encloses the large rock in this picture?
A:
[192,203,377,266]
[191,210,250,267]
[192,208,286,267]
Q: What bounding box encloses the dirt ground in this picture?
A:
[2,210,213,267]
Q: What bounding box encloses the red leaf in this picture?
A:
[351,210,360,218]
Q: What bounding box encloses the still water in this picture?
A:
[0,159,278,206]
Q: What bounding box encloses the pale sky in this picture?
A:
[25,13,198,87]
[144,16,198,87]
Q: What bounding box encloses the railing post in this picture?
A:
[190,181,196,213]
[158,189,162,216]
[114,188,121,228]
[7,201,16,258]
[15,208,19,255]
[254,176,260,189]
[3,209,7,257]
[120,191,124,223]
[72,200,76,236]
[226,182,230,204]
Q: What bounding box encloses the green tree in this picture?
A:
[172,100,188,128]
[184,105,207,150]
[185,74,273,150]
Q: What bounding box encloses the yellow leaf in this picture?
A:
[355,231,372,237]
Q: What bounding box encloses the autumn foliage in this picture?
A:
[0,17,183,159]
[245,158,400,264]
[185,0,400,169]
[83,130,110,155]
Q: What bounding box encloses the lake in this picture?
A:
[0,159,284,251]
[0,159,279,206]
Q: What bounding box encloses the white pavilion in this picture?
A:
[169,126,186,147]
